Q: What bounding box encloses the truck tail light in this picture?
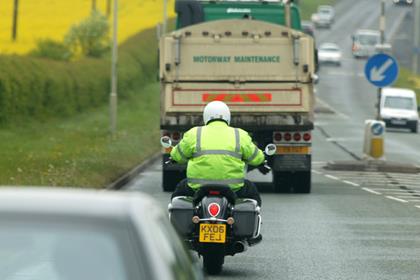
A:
[303,133,312,142]
[284,133,292,142]
[273,132,282,142]
[293,132,301,142]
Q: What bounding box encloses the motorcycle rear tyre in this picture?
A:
[203,251,225,275]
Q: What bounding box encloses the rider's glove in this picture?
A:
[258,161,271,175]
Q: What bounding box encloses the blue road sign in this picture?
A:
[371,122,384,136]
[365,54,399,88]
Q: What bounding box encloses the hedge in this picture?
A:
[0,27,158,126]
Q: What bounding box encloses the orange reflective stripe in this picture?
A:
[202,93,272,103]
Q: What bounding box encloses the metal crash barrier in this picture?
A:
[363,120,385,159]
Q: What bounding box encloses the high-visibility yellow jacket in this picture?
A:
[171,121,265,191]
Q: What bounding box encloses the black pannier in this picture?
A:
[169,196,195,237]
[232,199,260,238]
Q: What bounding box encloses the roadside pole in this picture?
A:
[412,0,420,74]
[12,0,19,41]
[110,0,118,135]
[377,0,386,120]
[163,0,168,35]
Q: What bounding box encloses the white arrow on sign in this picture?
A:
[370,59,394,82]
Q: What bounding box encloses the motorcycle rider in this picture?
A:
[170,101,269,206]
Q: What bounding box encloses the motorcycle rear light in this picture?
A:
[303,133,311,142]
[192,216,200,224]
[227,217,235,225]
[208,203,220,217]
[284,132,292,142]
[273,132,282,142]
[209,190,220,195]
[172,132,181,141]
[293,133,301,141]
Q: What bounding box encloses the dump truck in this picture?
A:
[159,0,316,193]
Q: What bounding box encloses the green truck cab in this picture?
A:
[176,0,302,30]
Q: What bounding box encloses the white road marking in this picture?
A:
[415,205,420,209]
[386,196,408,203]
[326,138,347,142]
[312,161,327,165]
[362,187,382,195]
[343,180,360,187]
[312,170,323,175]
[315,98,350,120]
[394,195,420,199]
[325,174,340,181]
[367,188,417,192]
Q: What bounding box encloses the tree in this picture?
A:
[64,11,110,58]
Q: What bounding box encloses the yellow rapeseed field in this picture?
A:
[0,0,175,54]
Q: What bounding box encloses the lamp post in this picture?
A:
[110,0,118,135]
[413,0,420,74]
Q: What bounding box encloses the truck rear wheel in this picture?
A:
[273,171,311,194]
[273,171,291,193]
[293,171,311,193]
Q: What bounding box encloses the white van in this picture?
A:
[380,88,419,133]
[351,29,381,58]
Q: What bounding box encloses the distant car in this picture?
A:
[351,29,381,58]
[312,5,335,28]
[318,43,342,66]
[393,0,414,5]
[380,88,419,133]
[301,21,315,38]
[0,188,204,280]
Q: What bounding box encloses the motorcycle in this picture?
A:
[161,136,276,275]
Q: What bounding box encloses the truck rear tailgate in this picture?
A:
[164,82,313,113]
[160,19,315,83]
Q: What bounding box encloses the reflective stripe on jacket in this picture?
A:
[170,121,264,190]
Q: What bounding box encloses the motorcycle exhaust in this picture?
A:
[234,241,248,254]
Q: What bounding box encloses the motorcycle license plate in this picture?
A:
[199,224,226,243]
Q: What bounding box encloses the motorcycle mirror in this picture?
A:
[160,136,172,148]
[265,144,277,156]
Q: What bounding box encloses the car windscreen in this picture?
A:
[384,96,414,110]
[0,216,143,280]
[319,9,331,14]
[320,47,339,52]
[356,34,380,45]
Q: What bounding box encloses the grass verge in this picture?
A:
[0,83,160,188]
[299,0,336,21]
[395,67,420,107]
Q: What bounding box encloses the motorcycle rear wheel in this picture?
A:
[203,251,225,275]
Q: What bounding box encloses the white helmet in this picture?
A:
[203,101,231,125]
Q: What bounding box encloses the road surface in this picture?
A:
[126,1,420,279]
